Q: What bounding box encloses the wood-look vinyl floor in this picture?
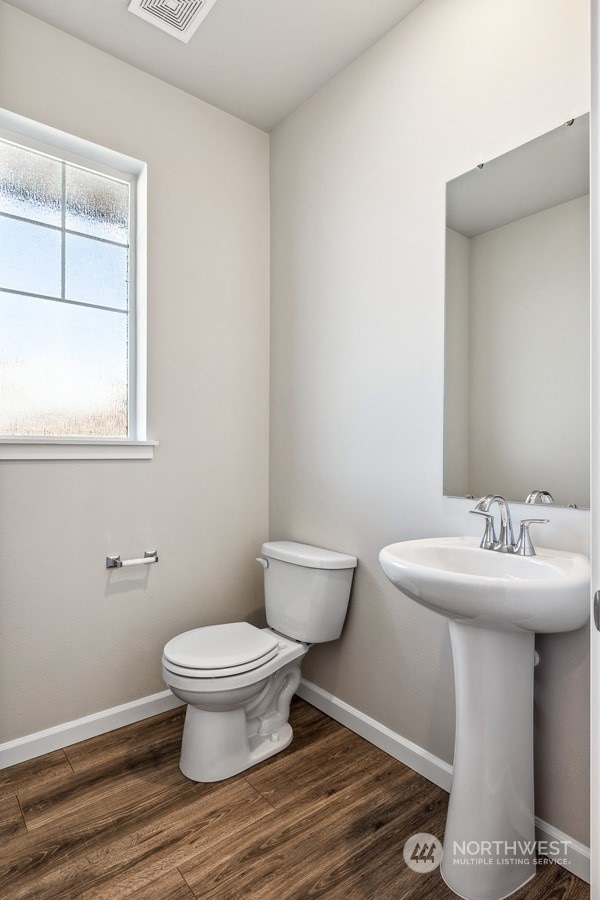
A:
[0,698,589,899]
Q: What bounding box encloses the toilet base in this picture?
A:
[180,712,294,782]
[177,657,303,782]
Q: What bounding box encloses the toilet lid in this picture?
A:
[162,651,279,678]
[163,622,279,671]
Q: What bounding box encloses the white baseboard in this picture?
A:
[296,678,590,885]
[296,677,453,791]
[0,690,184,770]
[534,817,591,885]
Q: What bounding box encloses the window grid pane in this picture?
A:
[0,216,62,297]
[65,166,129,244]
[65,233,129,311]
[0,140,62,226]
[0,292,128,438]
[0,138,131,437]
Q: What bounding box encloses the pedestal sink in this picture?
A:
[379,536,589,900]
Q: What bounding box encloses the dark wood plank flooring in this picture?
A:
[0,698,589,899]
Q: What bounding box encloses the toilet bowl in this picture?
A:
[162,625,308,781]
[162,541,357,782]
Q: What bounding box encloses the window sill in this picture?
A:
[0,439,157,460]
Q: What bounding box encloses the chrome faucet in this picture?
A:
[470,494,548,556]
[525,490,554,505]
[471,494,515,552]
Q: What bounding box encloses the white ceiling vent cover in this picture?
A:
[128,0,221,43]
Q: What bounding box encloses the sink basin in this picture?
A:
[379,535,590,900]
[379,536,589,633]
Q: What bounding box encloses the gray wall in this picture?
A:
[270,0,591,843]
[0,3,270,741]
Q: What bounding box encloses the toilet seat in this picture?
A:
[163,622,279,678]
[163,628,308,694]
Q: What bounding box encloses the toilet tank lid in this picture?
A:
[261,541,357,570]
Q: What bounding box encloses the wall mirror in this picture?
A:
[443,114,590,509]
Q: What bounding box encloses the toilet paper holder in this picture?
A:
[106,550,159,569]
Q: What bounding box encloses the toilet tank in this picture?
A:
[260,541,357,643]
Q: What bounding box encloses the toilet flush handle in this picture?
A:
[256,557,269,569]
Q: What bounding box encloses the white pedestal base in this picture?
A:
[441,622,536,900]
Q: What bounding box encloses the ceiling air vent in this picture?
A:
[128,0,221,43]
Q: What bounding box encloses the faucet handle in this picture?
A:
[515,518,549,556]
[470,509,498,549]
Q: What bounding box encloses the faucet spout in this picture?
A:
[474,495,515,552]
[525,490,554,505]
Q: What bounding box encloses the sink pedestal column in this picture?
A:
[441,622,536,900]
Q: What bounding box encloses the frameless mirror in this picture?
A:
[443,114,590,509]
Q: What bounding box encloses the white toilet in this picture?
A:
[162,540,357,782]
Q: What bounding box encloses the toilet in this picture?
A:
[162,540,357,782]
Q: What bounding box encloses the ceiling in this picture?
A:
[447,114,589,238]
[2,0,424,131]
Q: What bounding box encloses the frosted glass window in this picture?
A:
[0,292,128,437]
[66,167,129,244]
[0,217,61,297]
[0,140,61,226]
[0,134,134,439]
[66,234,128,310]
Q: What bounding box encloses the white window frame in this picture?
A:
[0,108,155,460]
